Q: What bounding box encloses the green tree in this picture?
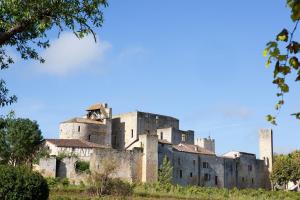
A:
[0,116,44,166]
[158,155,173,185]
[0,0,108,107]
[271,154,292,189]
[264,0,300,124]
[271,151,300,189]
[289,150,300,183]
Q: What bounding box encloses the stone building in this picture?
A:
[38,103,273,189]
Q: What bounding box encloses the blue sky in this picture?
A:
[1,1,300,155]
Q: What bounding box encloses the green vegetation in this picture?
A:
[271,150,300,189]
[0,165,49,200]
[264,0,300,124]
[0,0,108,107]
[75,160,90,173]
[0,113,45,166]
[158,155,173,185]
[49,182,300,200]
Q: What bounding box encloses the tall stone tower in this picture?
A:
[259,129,273,173]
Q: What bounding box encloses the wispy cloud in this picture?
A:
[221,106,252,119]
[36,32,111,75]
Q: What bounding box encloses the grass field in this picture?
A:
[49,184,300,200]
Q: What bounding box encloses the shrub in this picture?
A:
[0,165,49,200]
[75,160,90,173]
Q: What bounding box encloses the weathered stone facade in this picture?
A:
[38,102,273,189]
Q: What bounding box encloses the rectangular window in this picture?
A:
[181,134,186,142]
[180,170,183,178]
[193,160,196,166]
[190,172,193,177]
[203,162,209,168]
[178,157,181,165]
[252,178,254,184]
[248,165,252,172]
[215,176,218,185]
[78,126,80,132]
[131,129,134,138]
[204,173,211,181]
[160,132,163,140]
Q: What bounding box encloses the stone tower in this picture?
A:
[195,136,215,153]
[259,129,273,173]
[139,134,158,183]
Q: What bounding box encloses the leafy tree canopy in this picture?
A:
[264,0,300,124]
[0,114,45,166]
[0,0,108,107]
[271,150,300,188]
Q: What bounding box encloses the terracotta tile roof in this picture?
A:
[173,143,215,155]
[158,139,172,145]
[46,139,108,148]
[62,117,103,125]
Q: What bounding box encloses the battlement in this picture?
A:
[195,136,215,153]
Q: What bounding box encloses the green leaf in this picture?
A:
[291,112,300,119]
[276,29,289,42]
[278,54,288,61]
[289,57,300,69]
[280,83,289,93]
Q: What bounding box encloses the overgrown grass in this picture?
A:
[50,182,300,200]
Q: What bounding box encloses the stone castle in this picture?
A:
[38,103,273,189]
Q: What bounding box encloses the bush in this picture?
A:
[0,165,49,200]
[75,160,90,173]
[87,178,133,197]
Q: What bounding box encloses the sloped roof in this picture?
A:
[173,143,215,155]
[62,117,104,125]
[158,139,172,145]
[46,139,108,148]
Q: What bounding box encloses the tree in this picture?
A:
[0,0,108,107]
[158,155,173,185]
[0,115,44,166]
[271,151,300,189]
[289,150,300,183]
[264,0,300,124]
[271,154,292,189]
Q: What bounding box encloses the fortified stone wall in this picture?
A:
[90,148,143,183]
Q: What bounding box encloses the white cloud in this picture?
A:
[37,32,111,75]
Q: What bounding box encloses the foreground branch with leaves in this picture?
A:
[0,0,108,107]
[264,0,300,124]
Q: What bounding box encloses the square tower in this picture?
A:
[259,129,273,173]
